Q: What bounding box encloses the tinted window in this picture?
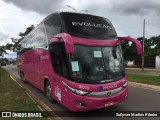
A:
[35,24,48,48]
[69,45,125,84]
[61,13,117,39]
[17,34,35,54]
[27,34,35,49]
[49,42,69,77]
[44,14,62,39]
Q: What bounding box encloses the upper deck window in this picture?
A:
[44,14,62,39]
[61,13,117,39]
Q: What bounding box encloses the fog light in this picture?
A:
[76,101,85,107]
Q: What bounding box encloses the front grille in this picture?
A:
[87,86,124,98]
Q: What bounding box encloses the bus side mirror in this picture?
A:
[50,33,74,54]
[63,33,74,54]
[118,36,143,55]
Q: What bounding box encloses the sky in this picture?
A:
[0,0,160,58]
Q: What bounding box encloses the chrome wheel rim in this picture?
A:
[46,85,52,97]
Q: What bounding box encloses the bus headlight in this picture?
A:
[75,89,89,96]
[62,81,90,96]
[122,82,128,88]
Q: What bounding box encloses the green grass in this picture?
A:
[0,68,48,120]
[127,73,160,86]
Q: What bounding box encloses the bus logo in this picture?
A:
[107,91,112,96]
[72,22,112,29]
[103,84,117,90]
[98,86,103,91]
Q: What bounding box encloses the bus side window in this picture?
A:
[49,42,68,77]
[26,34,35,50]
[35,24,48,48]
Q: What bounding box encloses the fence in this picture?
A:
[134,56,156,68]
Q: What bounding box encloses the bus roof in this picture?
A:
[19,11,114,44]
[43,11,108,22]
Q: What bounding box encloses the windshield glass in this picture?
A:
[69,45,125,84]
[61,13,117,39]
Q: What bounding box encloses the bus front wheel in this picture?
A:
[45,81,54,103]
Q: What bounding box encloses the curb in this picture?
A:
[128,82,160,91]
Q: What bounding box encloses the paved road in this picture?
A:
[3,65,160,120]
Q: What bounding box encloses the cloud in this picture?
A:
[0,0,44,45]
[3,0,66,15]
[2,0,160,38]
[0,28,10,45]
[3,0,160,16]
[1,0,160,58]
[109,0,160,16]
[4,50,16,58]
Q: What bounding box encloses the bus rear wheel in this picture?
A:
[45,81,54,102]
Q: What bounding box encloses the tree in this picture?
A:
[121,35,160,67]
[137,37,152,56]
[0,58,9,64]
[149,35,160,55]
[11,25,35,52]
[0,25,34,57]
[138,35,160,57]
[121,40,137,62]
[0,46,7,57]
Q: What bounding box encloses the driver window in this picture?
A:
[49,42,68,77]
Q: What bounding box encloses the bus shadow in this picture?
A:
[53,104,127,117]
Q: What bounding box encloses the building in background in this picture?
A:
[155,56,160,69]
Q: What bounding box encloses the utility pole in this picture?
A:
[142,19,145,71]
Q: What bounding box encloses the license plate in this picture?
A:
[105,102,114,107]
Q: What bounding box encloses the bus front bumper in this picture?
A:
[67,87,128,111]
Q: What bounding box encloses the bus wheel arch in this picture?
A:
[20,71,27,83]
[44,79,54,102]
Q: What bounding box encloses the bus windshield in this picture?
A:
[70,45,125,84]
[61,13,117,39]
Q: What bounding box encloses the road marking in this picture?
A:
[6,69,63,120]
[10,75,23,88]
[25,91,37,104]
[37,105,43,111]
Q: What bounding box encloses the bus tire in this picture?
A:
[20,72,27,83]
[45,81,54,103]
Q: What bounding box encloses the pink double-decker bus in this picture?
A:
[17,12,142,111]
